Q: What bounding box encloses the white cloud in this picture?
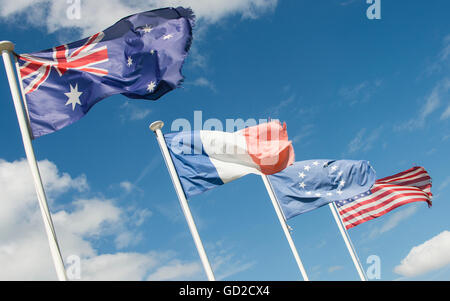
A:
[80,252,160,281]
[394,231,450,278]
[0,0,278,37]
[0,157,253,280]
[147,260,202,281]
[0,158,188,280]
[0,158,87,234]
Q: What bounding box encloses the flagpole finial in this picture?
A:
[0,41,14,52]
[150,120,164,132]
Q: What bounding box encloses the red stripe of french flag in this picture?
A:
[241,121,295,174]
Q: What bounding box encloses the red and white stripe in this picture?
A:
[338,166,432,229]
[18,32,108,94]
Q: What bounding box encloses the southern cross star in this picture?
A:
[65,83,82,111]
[143,24,152,33]
[147,81,156,92]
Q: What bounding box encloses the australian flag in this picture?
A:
[268,160,376,220]
[17,7,194,138]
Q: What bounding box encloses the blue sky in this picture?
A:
[0,0,449,280]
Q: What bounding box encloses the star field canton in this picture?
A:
[268,160,376,220]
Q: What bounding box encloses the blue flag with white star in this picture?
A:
[17,7,194,138]
[268,160,376,220]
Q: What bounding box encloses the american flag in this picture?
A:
[335,166,432,229]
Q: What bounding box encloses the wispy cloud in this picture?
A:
[328,265,344,273]
[426,148,437,156]
[395,78,450,131]
[291,123,314,144]
[438,176,450,191]
[186,77,217,92]
[119,181,134,193]
[439,35,450,62]
[265,94,296,117]
[368,205,418,239]
[339,79,382,106]
[441,105,450,120]
[206,240,256,280]
[119,101,152,122]
[425,34,450,76]
[442,133,450,141]
[339,0,358,6]
[346,126,383,155]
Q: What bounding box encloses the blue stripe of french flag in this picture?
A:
[164,121,295,198]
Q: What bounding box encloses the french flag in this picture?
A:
[164,121,295,198]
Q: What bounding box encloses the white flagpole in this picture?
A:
[149,121,216,281]
[328,202,367,281]
[0,41,68,281]
[261,175,309,281]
